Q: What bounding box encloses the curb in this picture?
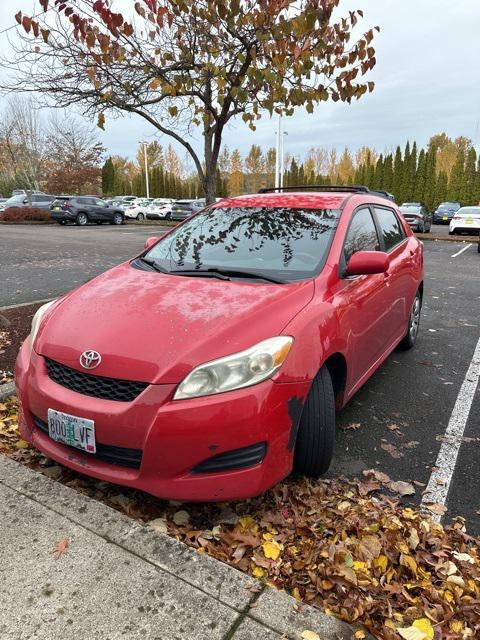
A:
[417,233,479,243]
[0,382,15,400]
[0,298,54,313]
[0,454,373,640]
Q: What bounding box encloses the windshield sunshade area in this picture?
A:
[142,206,341,282]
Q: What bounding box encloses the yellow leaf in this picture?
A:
[262,540,281,560]
[238,516,254,530]
[400,554,418,575]
[375,555,388,572]
[252,566,264,578]
[450,620,463,633]
[352,561,367,571]
[412,619,434,640]
[15,439,29,449]
[301,632,320,640]
[292,586,302,601]
[354,632,366,639]
[397,618,434,640]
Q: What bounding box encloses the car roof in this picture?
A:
[214,191,350,209]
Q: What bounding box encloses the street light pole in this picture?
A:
[140,141,150,198]
[280,131,288,190]
[275,114,282,189]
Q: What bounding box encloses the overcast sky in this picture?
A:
[1,0,479,163]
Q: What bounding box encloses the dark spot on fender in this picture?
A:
[208,444,219,451]
[287,396,304,451]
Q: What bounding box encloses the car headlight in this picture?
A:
[28,299,57,355]
[174,336,294,400]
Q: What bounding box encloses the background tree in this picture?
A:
[8,0,378,202]
[102,157,115,195]
[228,149,244,196]
[135,141,164,171]
[44,114,105,194]
[0,97,45,191]
[244,145,264,193]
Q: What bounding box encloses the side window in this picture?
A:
[375,207,405,251]
[344,208,380,262]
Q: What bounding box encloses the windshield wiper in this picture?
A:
[169,268,231,281]
[170,267,286,284]
[138,257,170,274]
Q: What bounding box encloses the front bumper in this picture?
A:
[15,342,310,501]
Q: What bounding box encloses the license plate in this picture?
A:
[48,409,96,453]
[54,207,61,211]
[466,219,473,224]
[442,216,448,221]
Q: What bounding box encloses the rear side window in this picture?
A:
[375,207,405,251]
[344,208,380,262]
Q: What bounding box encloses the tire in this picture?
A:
[57,220,66,225]
[76,212,88,226]
[477,241,480,253]
[398,289,422,350]
[165,212,172,221]
[293,365,336,477]
[112,212,123,225]
[137,213,145,221]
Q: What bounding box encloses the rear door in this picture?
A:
[92,198,110,220]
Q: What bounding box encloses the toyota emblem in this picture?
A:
[80,350,102,370]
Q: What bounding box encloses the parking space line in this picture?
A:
[451,244,472,258]
[421,336,480,521]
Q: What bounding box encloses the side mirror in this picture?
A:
[346,251,389,276]
[144,236,160,250]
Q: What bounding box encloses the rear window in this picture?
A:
[400,206,421,213]
[456,208,480,217]
[146,206,342,282]
[438,203,460,212]
[375,207,406,251]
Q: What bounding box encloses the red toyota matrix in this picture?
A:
[15,187,424,501]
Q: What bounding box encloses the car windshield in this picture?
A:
[145,206,341,282]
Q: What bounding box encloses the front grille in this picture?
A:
[33,415,142,469]
[45,358,148,402]
[192,442,267,474]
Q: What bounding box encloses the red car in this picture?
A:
[15,187,424,501]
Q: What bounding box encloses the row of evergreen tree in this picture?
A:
[284,142,480,211]
[102,158,228,199]
[103,138,480,210]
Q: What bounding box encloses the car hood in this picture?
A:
[36,262,314,384]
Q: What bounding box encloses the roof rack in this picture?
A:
[257,185,396,201]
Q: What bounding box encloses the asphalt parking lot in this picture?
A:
[1,224,479,534]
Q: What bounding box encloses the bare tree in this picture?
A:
[0,97,45,191]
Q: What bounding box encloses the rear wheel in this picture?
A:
[137,213,145,221]
[293,366,335,477]
[398,290,422,350]
[76,212,88,226]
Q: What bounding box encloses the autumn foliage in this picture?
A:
[11,0,378,201]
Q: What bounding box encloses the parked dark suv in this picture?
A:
[50,196,125,226]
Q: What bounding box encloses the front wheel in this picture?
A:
[293,366,335,477]
[137,213,145,221]
[76,212,88,226]
[398,290,422,350]
[112,212,123,225]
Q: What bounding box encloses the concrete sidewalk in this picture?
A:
[0,456,371,640]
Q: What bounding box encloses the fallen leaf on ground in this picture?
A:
[389,481,416,496]
[172,510,189,526]
[381,442,404,458]
[301,631,320,640]
[148,518,168,534]
[424,503,447,515]
[397,618,434,640]
[53,539,69,559]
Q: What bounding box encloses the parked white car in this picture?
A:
[146,198,174,220]
[124,199,152,221]
[449,207,480,235]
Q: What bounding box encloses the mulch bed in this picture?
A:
[0,394,478,640]
[0,302,43,378]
